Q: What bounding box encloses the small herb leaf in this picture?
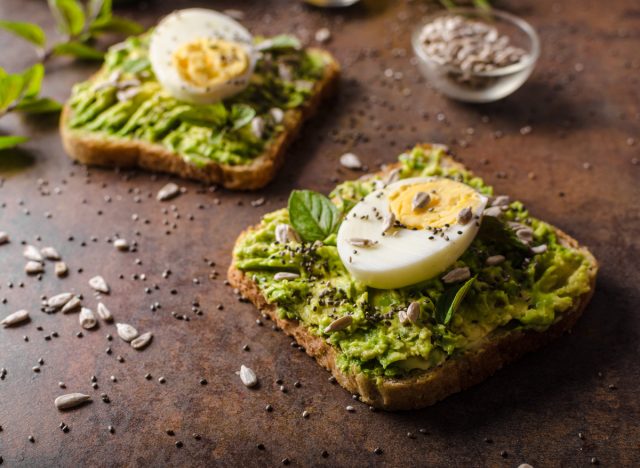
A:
[229,104,256,130]
[0,20,46,47]
[89,16,143,35]
[288,190,341,242]
[15,97,62,114]
[49,0,86,37]
[178,103,228,128]
[256,34,301,52]
[0,135,28,150]
[53,41,104,60]
[435,276,476,325]
[0,74,24,112]
[20,64,45,99]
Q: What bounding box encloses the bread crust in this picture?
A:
[60,49,340,190]
[227,151,599,410]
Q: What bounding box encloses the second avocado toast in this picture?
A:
[229,144,598,410]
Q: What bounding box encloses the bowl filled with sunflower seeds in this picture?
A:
[412,8,540,103]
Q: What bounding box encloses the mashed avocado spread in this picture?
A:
[233,146,594,379]
[67,34,328,166]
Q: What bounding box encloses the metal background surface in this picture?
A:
[0,0,638,466]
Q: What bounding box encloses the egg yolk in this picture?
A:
[172,38,249,88]
[388,179,482,229]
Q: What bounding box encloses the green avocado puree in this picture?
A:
[233,146,594,379]
[67,34,328,166]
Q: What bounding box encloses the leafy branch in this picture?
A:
[0,0,143,150]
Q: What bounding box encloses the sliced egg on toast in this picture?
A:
[149,8,257,104]
[337,177,488,289]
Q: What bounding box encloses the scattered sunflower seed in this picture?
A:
[23,245,43,262]
[0,231,8,245]
[485,255,506,266]
[531,244,548,254]
[131,332,153,350]
[457,207,473,225]
[251,116,265,139]
[348,238,377,248]
[491,195,510,207]
[47,293,73,310]
[114,239,129,251]
[270,107,284,123]
[1,309,30,327]
[25,261,44,275]
[116,323,138,342]
[97,303,113,322]
[340,152,362,170]
[54,393,91,411]
[40,247,60,261]
[274,272,300,281]
[412,192,431,211]
[156,183,181,201]
[324,315,353,333]
[55,262,69,278]
[483,206,503,218]
[405,302,420,324]
[386,167,401,185]
[382,213,396,234]
[239,365,258,387]
[61,296,81,314]
[79,308,97,330]
[89,276,110,294]
[442,267,471,284]
[315,27,331,43]
[275,224,301,244]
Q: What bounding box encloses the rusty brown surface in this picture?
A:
[0,0,638,466]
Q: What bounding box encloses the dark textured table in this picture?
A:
[0,0,638,466]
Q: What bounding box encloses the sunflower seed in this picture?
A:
[54,393,91,411]
[116,87,139,102]
[405,302,420,324]
[79,308,97,329]
[315,27,331,43]
[131,332,153,350]
[412,192,431,211]
[0,231,9,245]
[270,107,284,123]
[23,245,43,262]
[114,239,129,251]
[324,315,353,333]
[1,309,29,327]
[156,183,180,201]
[483,206,503,218]
[239,365,258,387]
[40,247,61,261]
[382,213,396,234]
[274,272,300,281]
[89,276,110,294]
[275,224,301,244]
[251,116,265,139]
[116,323,138,342]
[531,244,548,254]
[340,153,362,170]
[442,267,471,284]
[55,262,68,277]
[348,238,377,247]
[515,227,534,245]
[97,303,113,322]
[61,296,81,314]
[485,255,506,266]
[386,167,402,185]
[491,195,510,207]
[25,261,44,275]
[457,207,473,225]
[47,293,73,310]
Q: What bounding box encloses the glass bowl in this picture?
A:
[411,8,540,103]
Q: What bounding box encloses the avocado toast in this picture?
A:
[228,144,598,410]
[61,31,339,190]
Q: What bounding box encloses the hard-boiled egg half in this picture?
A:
[337,177,488,289]
[149,9,257,104]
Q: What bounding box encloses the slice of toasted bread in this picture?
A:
[60,49,340,190]
[227,150,599,410]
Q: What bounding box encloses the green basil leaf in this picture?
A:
[120,57,150,74]
[256,34,301,52]
[288,190,341,243]
[53,41,104,60]
[0,20,46,47]
[0,135,28,150]
[0,74,24,112]
[435,276,476,325]
[477,215,530,254]
[20,64,45,99]
[49,0,86,37]
[15,97,62,114]
[89,15,143,35]
[178,103,228,128]
[229,104,256,130]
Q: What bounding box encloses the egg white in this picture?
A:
[149,9,257,104]
[337,177,488,289]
